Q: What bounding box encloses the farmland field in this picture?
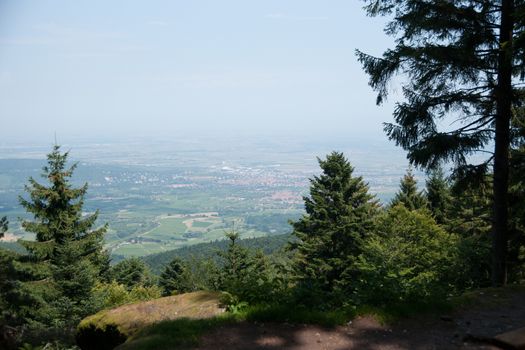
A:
[0,137,418,259]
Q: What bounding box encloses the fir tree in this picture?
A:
[0,217,7,239]
[159,257,191,296]
[447,176,493,288]
[110,257,154,290]
[290,152,378,302]
[390,168,428,210]
[7,145,107,330]
[425,167,452,225]
[217,229,252,295]
[356,0,525,285]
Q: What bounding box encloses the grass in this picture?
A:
[116,302,353,350]
[117,316,236,350]
[355,299,454,324]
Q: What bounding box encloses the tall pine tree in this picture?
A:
[357,0,525,285]
[290,152,378,303]
[7,145,107,331]
[425,167,452,225]
[390,168,428,210]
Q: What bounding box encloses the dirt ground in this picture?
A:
[196,288,525,350]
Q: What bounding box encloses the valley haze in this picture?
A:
[0,134,419,259]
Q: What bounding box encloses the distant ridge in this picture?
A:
[142,233,292,274]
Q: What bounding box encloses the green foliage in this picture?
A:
[128,285,162,302]
[92,281,162,309]
[76,323,126,350]
[4,145,108,339]
[110,257,155,290]
[159,257,192,296]
[355,205,458,305]
[290,151,378,304]
[391,168,427,211]
[218,231,279,303]
[0,216,7,239]
[142,233,291,275]
[425,167,452,225]
[509,141,525,281]
[93,281,130,309]
[357,0,523,286]
[446,176,492,288]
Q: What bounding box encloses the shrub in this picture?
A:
[354,205,458,305]
[76,323,126,350]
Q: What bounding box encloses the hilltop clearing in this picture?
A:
[80,286,525,350]
[196,286,525,350]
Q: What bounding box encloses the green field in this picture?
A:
[109,214,273,258]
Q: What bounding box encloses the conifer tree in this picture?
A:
[290,152,378,302]
[425,167,452,225]
[110,257,154,290]
[447,176,493,287]
[0,217,7,239]
[357,0,525,285]
[7,145,107,329]
[159,257,191,296]
[217,230,252,295]
[390,168,428,210]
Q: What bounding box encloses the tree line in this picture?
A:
[1,145,522,349]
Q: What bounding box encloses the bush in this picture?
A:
[76,323,126,350]
[354,205,458,305]
[92,282,162,309]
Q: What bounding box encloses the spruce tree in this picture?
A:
[159,257,191,296]
[0,217,7,239]
[7,145,107,329]
[290,152,378,302]
[390,168,428,210]
[110,257,154,290]
[217,230,252,296]
[425,167,452,225]
[356,0,525,285]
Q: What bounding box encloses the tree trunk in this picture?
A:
[492,0,514,286]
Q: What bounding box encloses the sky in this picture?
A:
[0,0,398,142]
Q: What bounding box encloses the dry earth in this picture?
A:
[196,287,525,350]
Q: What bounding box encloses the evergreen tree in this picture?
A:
[447,176,493,288]
[290,152,378,303]
[356,0,525,285]
[159,257,191,296]
[0,217,7,239]
[425,167,452,225]
[110,257,154,289]
[6,145,107,330]
[390,168,428,210]
[217,230,252,295]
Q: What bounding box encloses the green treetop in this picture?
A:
[290,152,379,303]
[159,257,191,296]
[356,0,525,285]
[7,145,107,329]
[391,168,428,211]
[0,217,7,239]
[425,167,452,225]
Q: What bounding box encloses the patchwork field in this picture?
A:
[111,213,270,258]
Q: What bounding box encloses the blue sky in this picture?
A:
[0,0,397,142]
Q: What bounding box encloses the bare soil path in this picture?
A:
[196,287,525,350]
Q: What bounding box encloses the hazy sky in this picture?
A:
[0,0,397,142]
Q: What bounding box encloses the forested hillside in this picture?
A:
[142,233,292,274]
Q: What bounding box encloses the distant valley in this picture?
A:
[0,137,418,258]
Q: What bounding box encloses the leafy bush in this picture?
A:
[355,205,458,305]
[92,282,162,309]
[128,285,162,301]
